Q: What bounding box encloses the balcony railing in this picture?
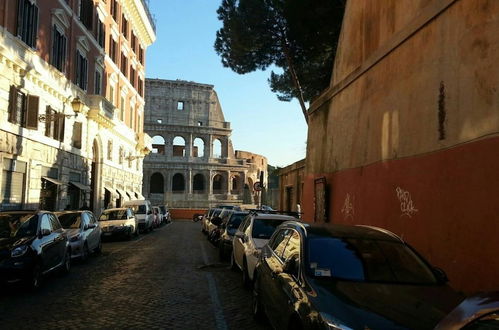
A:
[140,0,156,32]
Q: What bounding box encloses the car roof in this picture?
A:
[252,214,297,221]
[55,210,87,215]
[280,221,402,242]
[102,208,128,212]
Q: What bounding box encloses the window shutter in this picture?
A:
[25,95,39,129]
[8,86,18,124]
[58,115,65,142]
[30,4,39,48]
[73,122,82,149]
[16,0,24,38]
[45,106,52,137]
[75,52,80,86]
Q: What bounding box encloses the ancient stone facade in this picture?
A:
[0,0,155,214]
[143,79,267,209]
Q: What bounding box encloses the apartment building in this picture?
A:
[0,0,156,213]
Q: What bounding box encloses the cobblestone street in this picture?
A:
[0,221,270,330]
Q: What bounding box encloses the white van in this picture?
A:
[122,200,154,233]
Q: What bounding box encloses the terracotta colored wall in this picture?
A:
[305,0,499,293]
[302,137,499,293]
[170,208,207,220]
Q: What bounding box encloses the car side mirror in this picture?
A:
[39,228,51,237]
[85,223,96,230]
[211,217,222,226]
[433,267,448,283]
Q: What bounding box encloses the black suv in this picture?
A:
[253,221,465,329]
[0,210,71,289]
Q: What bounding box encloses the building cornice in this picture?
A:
[122,0,156,47]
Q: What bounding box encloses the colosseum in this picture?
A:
[142,78,267,209]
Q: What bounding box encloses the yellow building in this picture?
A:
[0,0,155,214]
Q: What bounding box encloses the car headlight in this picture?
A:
[70,234,81,242]
[11,245,29,258]
[319,312,354,330]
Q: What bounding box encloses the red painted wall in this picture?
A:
[170,208,208,221]
[302,137,499,293]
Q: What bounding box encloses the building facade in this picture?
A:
[278,159,305,213]
[303,0,499,292]
[143,79,267,209]
[0,0,155,214]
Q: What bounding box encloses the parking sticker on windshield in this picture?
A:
[314,268,331,277]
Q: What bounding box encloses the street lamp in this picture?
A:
[38,96,84,122]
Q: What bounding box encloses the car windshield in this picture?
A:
[100,210,128,221]
[227,214,246,229]
[251,219,286,239]
[0,213,38,238]
[57,213,82,229]
[306,237,437,284]
[127,205,146,214]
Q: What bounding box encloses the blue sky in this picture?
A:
[145,0,307,167]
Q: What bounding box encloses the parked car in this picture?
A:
[122,200,153,233]
[0,210,71,289]
[158,205,171,223]
[435,291,499,329]
[207,209,233,245]
[99,208,139,240]
[231,212,297,287]
[207,208,233,241]
[216,204,242,211]
[218,211,249,260]
[252,221,465,330]
[202,208,221,234]
[55,210,101,260]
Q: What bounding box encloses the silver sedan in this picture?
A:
[55,211,102,260]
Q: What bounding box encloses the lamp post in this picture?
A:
[38,96,84,122]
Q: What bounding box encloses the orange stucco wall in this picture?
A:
[302,137,499,293]
[304,0,499,293]
[170,208,207,220]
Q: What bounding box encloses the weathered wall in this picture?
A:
[304,0,499,293]
[278,159,305,212]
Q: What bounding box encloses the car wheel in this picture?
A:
[135,226,140,237]
[252,274,266,322]
[30,263,42,290]
[230,252,238,271]
[81,242,89,261]
[242,259,251,288]
[61,249,71,274]
[127,228,133,240]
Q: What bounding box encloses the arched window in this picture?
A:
[213,174,223,192]
[172,173,185,192]
[193,138,205,157]
[150,173,164,193]
[152,135,165,154]
[173,136,186,157]
[232,176,239,191]
[213,139,222,158]
[193,174,205,192]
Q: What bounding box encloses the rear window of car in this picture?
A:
[127,205,146,214]
[306,237,437,284]
[0,213,38,238]
[58,213,82,229]
[100,210,128,221]
[251,218,287,239]
[227,214,247,229]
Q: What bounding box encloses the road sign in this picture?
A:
[254,181,262,191]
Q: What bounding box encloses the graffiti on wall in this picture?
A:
[341,193,354,220]
[396,187,418,217]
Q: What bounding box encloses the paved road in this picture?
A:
[0,221,270,330]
